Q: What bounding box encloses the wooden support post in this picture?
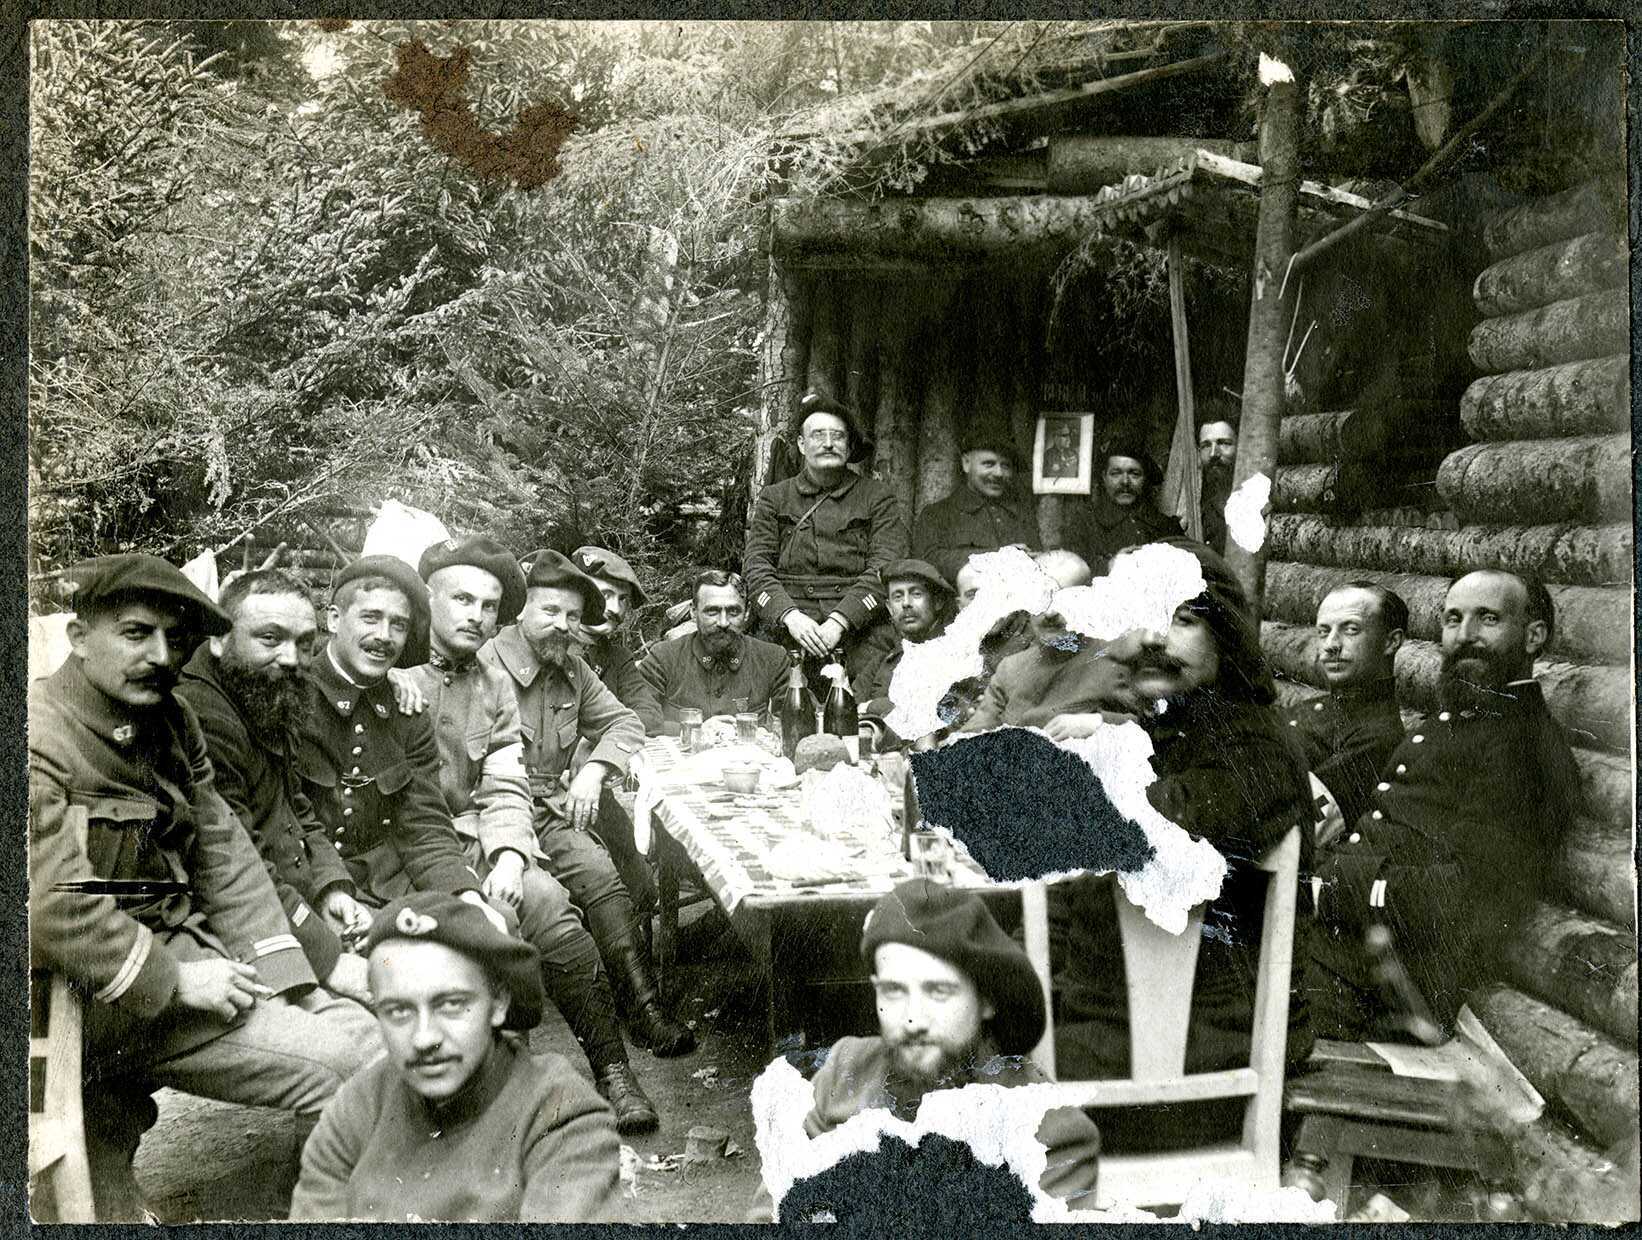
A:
[1163,232,1204,541]
[806,274,843,400]
[1226,58,1303,617]
[751,259,808,511]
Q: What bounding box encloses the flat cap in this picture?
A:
[66,553,231,637]
[364,892,545,1031]
[861,878,1045,1055]
[880,558,953,597]
[332,555,430,668]
[571,546,648,607]
[791,390,873,464]
[519,548,606,626]
[420,535,527,626]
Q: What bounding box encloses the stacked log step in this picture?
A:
[1261,175,1634,1203]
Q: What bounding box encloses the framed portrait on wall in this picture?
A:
[1032,413,1094,494]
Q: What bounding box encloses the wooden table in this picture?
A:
[631,738,1004,1054]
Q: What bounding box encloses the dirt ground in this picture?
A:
[135,904,773,1223]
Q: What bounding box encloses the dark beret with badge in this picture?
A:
[519,548,607,627]
[860,878,1046,1055]
[879,558,953,598]
[331,554,431,668]
[364,891,546,1031]
[66,553,232,637]
[790,390,873,463]
[420,535,528,626]
[571,546,648,607]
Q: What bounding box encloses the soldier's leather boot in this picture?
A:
[586,901,697,1057]
[595,1062,661,1134]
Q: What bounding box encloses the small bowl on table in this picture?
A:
[722,764,762,795]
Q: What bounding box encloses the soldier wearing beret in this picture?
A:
[853,559,954,747]
[292,892,622,1223]
[744,391,908,683]
[910,422,1042,587]
[482,550,695,1056]
[28,554,380,1219]
[1061,438,1184,577]
[409,536,661,1131]
[636,569,789,725]
[567,546,664,735]
[748,880,1101,1220]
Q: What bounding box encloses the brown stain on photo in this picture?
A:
[382,39,577,190]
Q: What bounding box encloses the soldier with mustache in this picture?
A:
[567,546,663,735]
[1196,406,1239,556]
[482,550,695,1057]
[854,559,954,747]
[636,569,789,725]
[1045,541,1316,1152]
[1063,439,1182,577]
[29,555,380,1219]
[745,391,907,686]
[910,423,1041,586]
[407,536,662,1131]
[1309,570,1582,1040]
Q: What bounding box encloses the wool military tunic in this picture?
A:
[480,625,646,816]
[1312,679,1580,1028]
[1061,492,1183,577]
[291,1036,621,1223]
[178,646,358,979]
[298,647,481,904]
[745,469,907,632]
[405,652,538,865]
[1282,679,1405,834]
[579,631,663,735]
[910,485,1042,585]
[637,630,790,725]
[29,657,314,1077]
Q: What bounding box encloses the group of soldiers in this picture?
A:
[28,386,1584,1221]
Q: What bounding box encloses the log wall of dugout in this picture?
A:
[1261,174,1635,1171]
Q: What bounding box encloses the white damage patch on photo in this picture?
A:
[884,543,1222,930]
[884,542,1206,740]
[751,1057,1336,1223]
[1052,721,1226,934]
[1224,471,1272,553]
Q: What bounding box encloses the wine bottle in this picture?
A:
[821,664,858,738]
[780,652,816,760]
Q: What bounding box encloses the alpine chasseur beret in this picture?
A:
[519,548,606,627]
[419,535,527,626]
[860,878,1046,1055]
[331,555,431,668]
[880,558,953,597]
[571,546,648,607]
[364,891,545,1031]
[66,553,232,636]
[958,420,1023,467]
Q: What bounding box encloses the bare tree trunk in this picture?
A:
[1224,59,1303,616]
[806,273,843,400]
[752,258,808,512]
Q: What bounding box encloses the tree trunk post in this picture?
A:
[1163,231,1203,540]
[751,257,807,516]
[1226,56,1304,617]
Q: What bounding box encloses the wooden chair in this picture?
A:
[1020,826,1302,1213]
[29,806,96,1222]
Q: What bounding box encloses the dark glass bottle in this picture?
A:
[780,652,816,760]
[822,670,858,739]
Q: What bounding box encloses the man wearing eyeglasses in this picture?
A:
[744,392,908,681]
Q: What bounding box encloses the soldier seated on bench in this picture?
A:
[28,555,380,1221]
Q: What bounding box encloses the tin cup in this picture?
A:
[678,708,704,752]
[908,830,953,883]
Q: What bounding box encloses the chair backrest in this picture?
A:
[29,805,95,1222]
[1020,826,1302,1209]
